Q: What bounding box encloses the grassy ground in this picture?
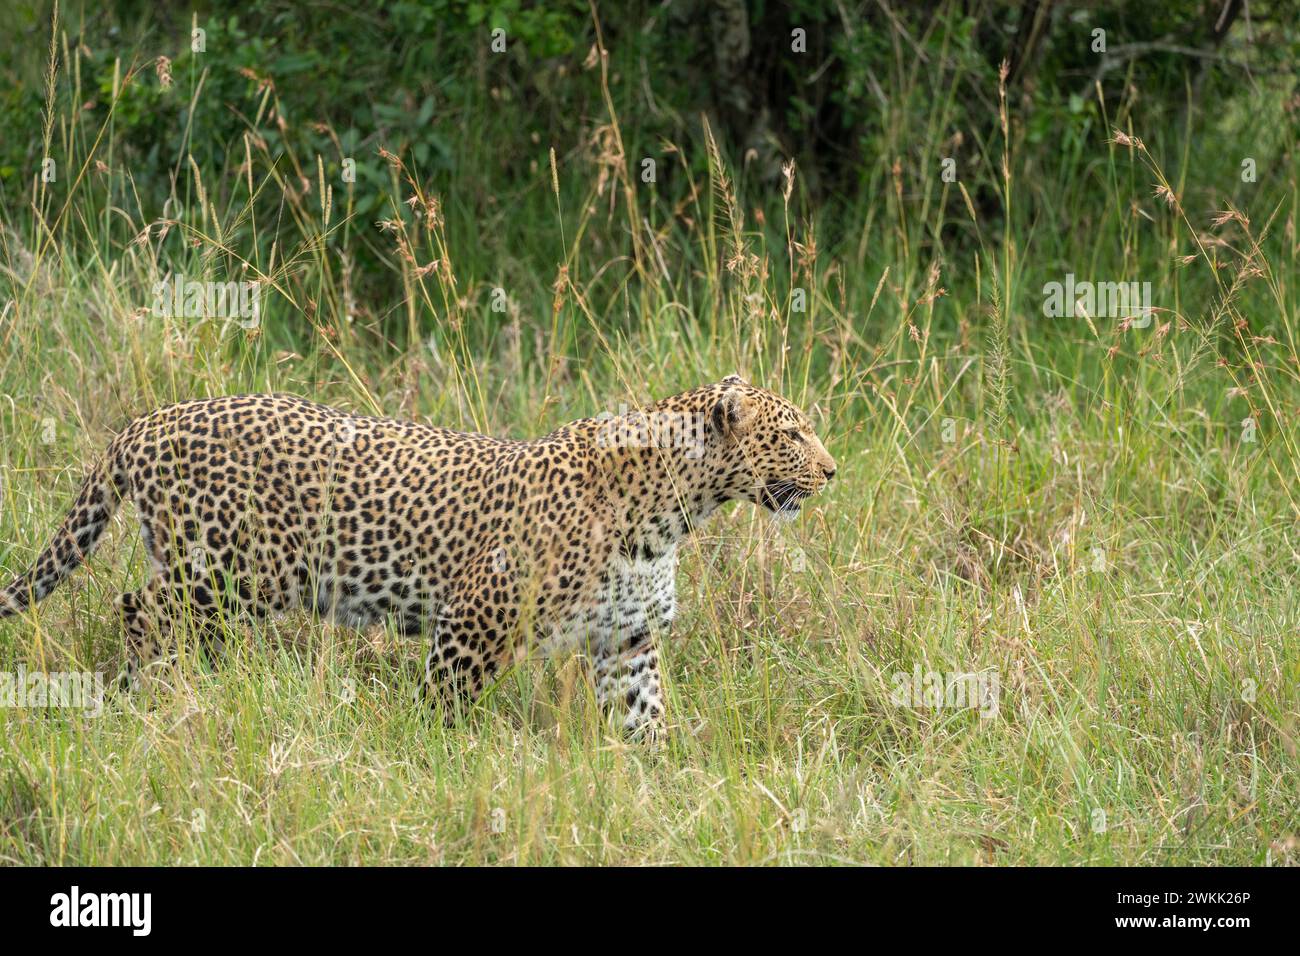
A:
[1,14,1298,865]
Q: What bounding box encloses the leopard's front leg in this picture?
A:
[422,562,517,723]
[593,627,666,741]
[589,548,677,741]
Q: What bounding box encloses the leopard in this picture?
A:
[0,375,836,738]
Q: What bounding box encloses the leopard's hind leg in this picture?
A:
[116,574,231,691]
[116,578,173,691]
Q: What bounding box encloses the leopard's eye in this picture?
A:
[786,428,805,442]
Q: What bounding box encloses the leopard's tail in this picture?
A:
[0,450,127,619]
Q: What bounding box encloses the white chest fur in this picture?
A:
[540,547,678,656]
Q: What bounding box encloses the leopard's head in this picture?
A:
[707,375,836,515]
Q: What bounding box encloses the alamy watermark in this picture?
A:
[50,886,151,936]
[152,272,260,327]
[890,664,1000,718]
[594,405,707,459]
[1042,273,1152,326]
[1,666,104,717]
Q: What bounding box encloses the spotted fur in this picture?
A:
[0,375,835,738]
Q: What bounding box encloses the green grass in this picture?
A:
[0,9,1297,865]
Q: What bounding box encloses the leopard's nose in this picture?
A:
[823,466,836,481]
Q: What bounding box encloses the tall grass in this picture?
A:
[0,6,1296,864]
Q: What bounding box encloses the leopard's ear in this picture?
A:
[720,373,748,386]
[710,385,756,439]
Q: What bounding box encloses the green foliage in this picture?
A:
[0,1,1297,865]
